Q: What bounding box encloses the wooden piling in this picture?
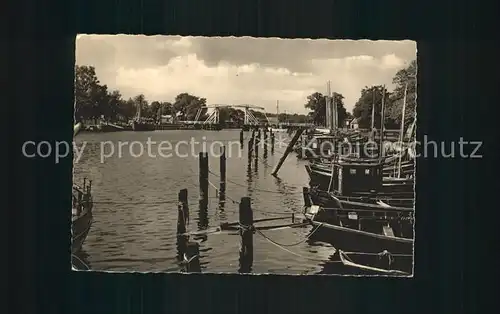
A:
[184,241,201,273]
[176,188,189,261]
[271,132,275,154]
[198,152,209,203]
[238,197,253,273]
[271,129,304,176]
[302,187,311,207]
[254,133,259,157]
[219,146,226,210]
[247,137,254,160]
[178,188,189,230]
[263,129,268,158]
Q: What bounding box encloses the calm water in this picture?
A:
[73,130,338,274]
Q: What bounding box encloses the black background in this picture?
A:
[5,0,497,313]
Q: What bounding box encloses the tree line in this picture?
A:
[75,60,415,128]
[351,60,416,130]
[301,60,416,130]
[74,65,311,124]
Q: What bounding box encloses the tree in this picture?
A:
[352,85,393,129]
[102,90,122,120]
[74,65,108,120]
[117,98,137,121]
[133,94,149,118]
[387,60,417,128]
[304,92,348,126]
[172,93,207,120]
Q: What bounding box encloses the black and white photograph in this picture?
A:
[70,35,416,275]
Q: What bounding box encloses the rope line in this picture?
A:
[256,223,322,247]
[208,170,284,194]
[256,226,334,263]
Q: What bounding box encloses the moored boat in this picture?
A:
[303,191,414,274]
[131,120,156,131]
[72,179,93,254]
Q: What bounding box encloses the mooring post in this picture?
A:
[176,188,189,260]
[302,187,311,207]
[247,136,254,160]
[239,129,244,148]
[263,129,268,158]
[184,241,201,273]
[271,132,275,154]
[238,197,253,273]
[254,131,259,158]
[198,152,209,205]
[179,188,189,229]
[271,129,304,176]
[219,146,226,210]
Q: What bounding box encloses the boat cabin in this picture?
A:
[304,135,347,158]
[328,158,383,196]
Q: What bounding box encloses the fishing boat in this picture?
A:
[72,123,93,254]
[131,119,155,131]
[72,180,93,253]
[131,101,155,131]
[303,187,414,274]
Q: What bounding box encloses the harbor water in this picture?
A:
[73,130,338,274]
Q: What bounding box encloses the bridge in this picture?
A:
[187,104,314,129]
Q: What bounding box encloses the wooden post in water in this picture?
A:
[247,135,254,160]
[238,197,253,273]
[219,146,226,210]
[184,241,201,273]
[302,187,311,207]
[271,128,304,176]
[271,131,275,154]
[263,128,268,158]
[254,131,259,159]
[176,188,189,260]
[179,188,189,228]
[239,129,244,148]
[198,152,209,206]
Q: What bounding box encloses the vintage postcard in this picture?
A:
[71,35,416,275]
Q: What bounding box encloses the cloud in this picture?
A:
[76,35,416,112]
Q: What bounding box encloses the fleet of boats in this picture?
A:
[298,128,415,275]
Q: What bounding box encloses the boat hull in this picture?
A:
[132,121,155,131]
[72,207,93,254]
[308,217,413,255]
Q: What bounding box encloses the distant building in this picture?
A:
[160,114,175,124]
[347,118,359,129]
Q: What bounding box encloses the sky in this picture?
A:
[76,35,416,114]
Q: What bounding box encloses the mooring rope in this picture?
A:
[255,223,322,247]
[208,170,284,194]
[256,225,335,263]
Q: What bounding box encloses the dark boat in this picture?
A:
[72,179,93,254]
[72,123,94,254]
[131,99,156,131]
[303,191,414,274]
[131,119,156,131]
[300,141,414,274]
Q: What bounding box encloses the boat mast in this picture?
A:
[378,85,386,159]
[276,100,280,125]
[136,101,142,121]
[371,87,376,139]
[397,83,408,178]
